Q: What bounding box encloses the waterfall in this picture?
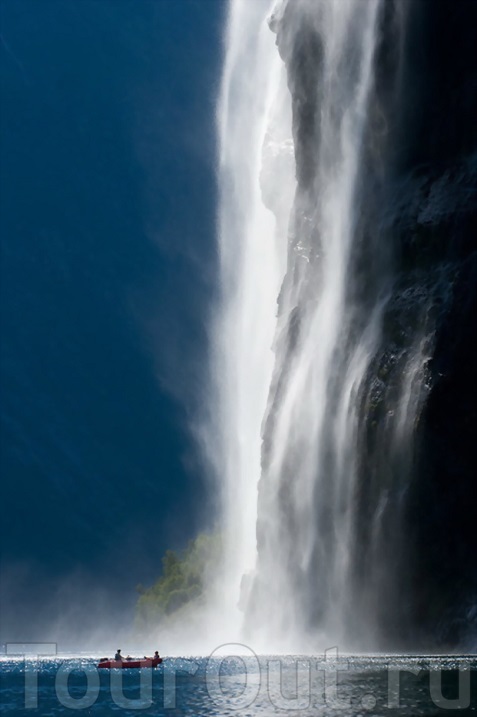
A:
[205,0,292,643]
[210,0,439,652]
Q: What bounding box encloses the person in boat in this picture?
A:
[144,650,161,661]
[114,649,124,661]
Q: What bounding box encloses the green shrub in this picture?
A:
[135,532,221,631]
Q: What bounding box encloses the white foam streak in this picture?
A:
[206,0,291,642]
[246,0,382,650]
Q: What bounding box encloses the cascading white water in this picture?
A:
[243,0,386,652]
[210,0,383,649]
[209,0,429,652]
[205,0,293,643]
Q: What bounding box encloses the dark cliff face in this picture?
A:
[395,0,477,650]
[255,0,476,650]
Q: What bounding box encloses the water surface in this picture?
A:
[1,654,475,715]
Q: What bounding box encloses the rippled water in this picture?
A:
[0,654,475,716]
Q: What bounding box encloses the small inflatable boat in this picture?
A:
[97,658,162,669]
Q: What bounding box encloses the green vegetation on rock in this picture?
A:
[135,532,221,631]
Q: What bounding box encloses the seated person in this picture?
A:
[114,649,123,661]
[144,651,161,661]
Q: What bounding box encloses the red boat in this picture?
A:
[97,658,162,669]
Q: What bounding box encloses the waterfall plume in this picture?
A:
[204,0,292,644]
[206,0,477,653]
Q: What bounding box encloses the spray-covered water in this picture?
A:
[209,0,464,653]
